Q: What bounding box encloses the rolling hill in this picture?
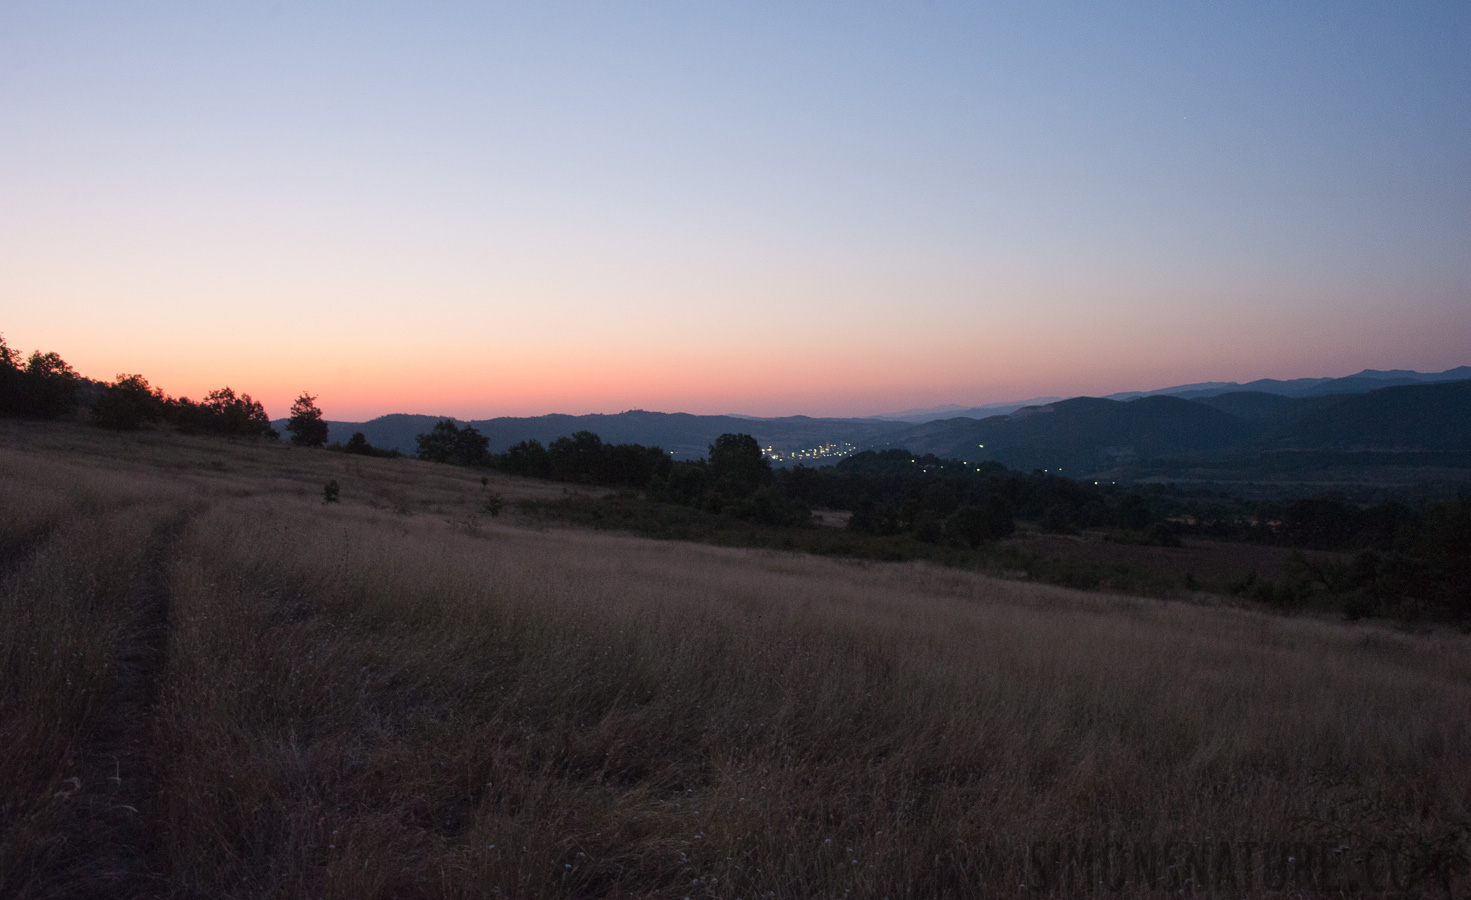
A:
[893,380,1471,483]
[279,372,1471,491]
[302,411,904,460]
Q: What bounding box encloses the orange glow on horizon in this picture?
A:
[27,320,1469,425]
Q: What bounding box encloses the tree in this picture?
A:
[0,334,17,371]
[0,349,82,419]
[0,334,20,416]
[416,419,489,466]
[604,442,673,488]
[548,430,605,482]
[345,432,372,455]
[286,392,329,447]
[92,373,165,430]
[178,387,277,437]
[502,439,552,478]
[706,433,770,504]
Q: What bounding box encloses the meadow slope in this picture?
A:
[2,421,1468,898]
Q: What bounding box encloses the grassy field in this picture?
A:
[513,492,1357,607]
[2,420,1469,898]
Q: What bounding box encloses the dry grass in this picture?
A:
[1009,529,1345,582]
[2,420,1469,897]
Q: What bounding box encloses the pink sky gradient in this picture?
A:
[3,4,1468,422]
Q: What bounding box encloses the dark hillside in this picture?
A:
[305,410,907,459]
[897,395,1247,474]
[1294,367,1471,397]
[283,379,1471,484]
[1265,379,1471,450]
[1195,391,1312,422]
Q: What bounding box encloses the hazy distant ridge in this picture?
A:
[289,368,1471,478]
[1103,366,1471,402]
[881,367,1471,422]
[311,411,903,461]
[888,380,1471,476]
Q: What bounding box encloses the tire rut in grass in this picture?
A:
[0,519,65,583]
[63,509,191,899]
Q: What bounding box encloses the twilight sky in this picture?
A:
[2,3,1469,420]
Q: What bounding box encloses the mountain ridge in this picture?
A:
[878,366,1471,421]
[275,369,1471,489]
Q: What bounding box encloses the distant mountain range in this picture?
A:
[868,398,1064,422]
[306,411,896,461]
[875,366,1471,422]
[279,367,1471,488]
[886,380,1471,475]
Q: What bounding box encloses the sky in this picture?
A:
[2,2,1469,420]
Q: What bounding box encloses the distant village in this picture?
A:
[760,441,859,464]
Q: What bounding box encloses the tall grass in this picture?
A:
[3,421,1469,896]
[0,459,188,896]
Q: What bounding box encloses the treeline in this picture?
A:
[777,449,1174,544]
[416,421,809,525]
[2,334,276,437]
[412,422,1171,547]
[790,455,1470,619]
[410,420,1205,546]
[415,422,669,488]
[1161,492,1471,620]
[0,340,81,419]
[1172,493,1444,550]
[416,420,1471,621]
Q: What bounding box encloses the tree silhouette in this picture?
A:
[416,420,490,466]
[92,374,165,430]
[549,430,605,482]
[502,439,552,478]
[172,387,276,437]
[25,352,81,417]
[0,342,82,420]
[707,433,770,503]
[345,432,372,455]
[0,345,82,419]
[0,334,20,416]
[286,392,329,447]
